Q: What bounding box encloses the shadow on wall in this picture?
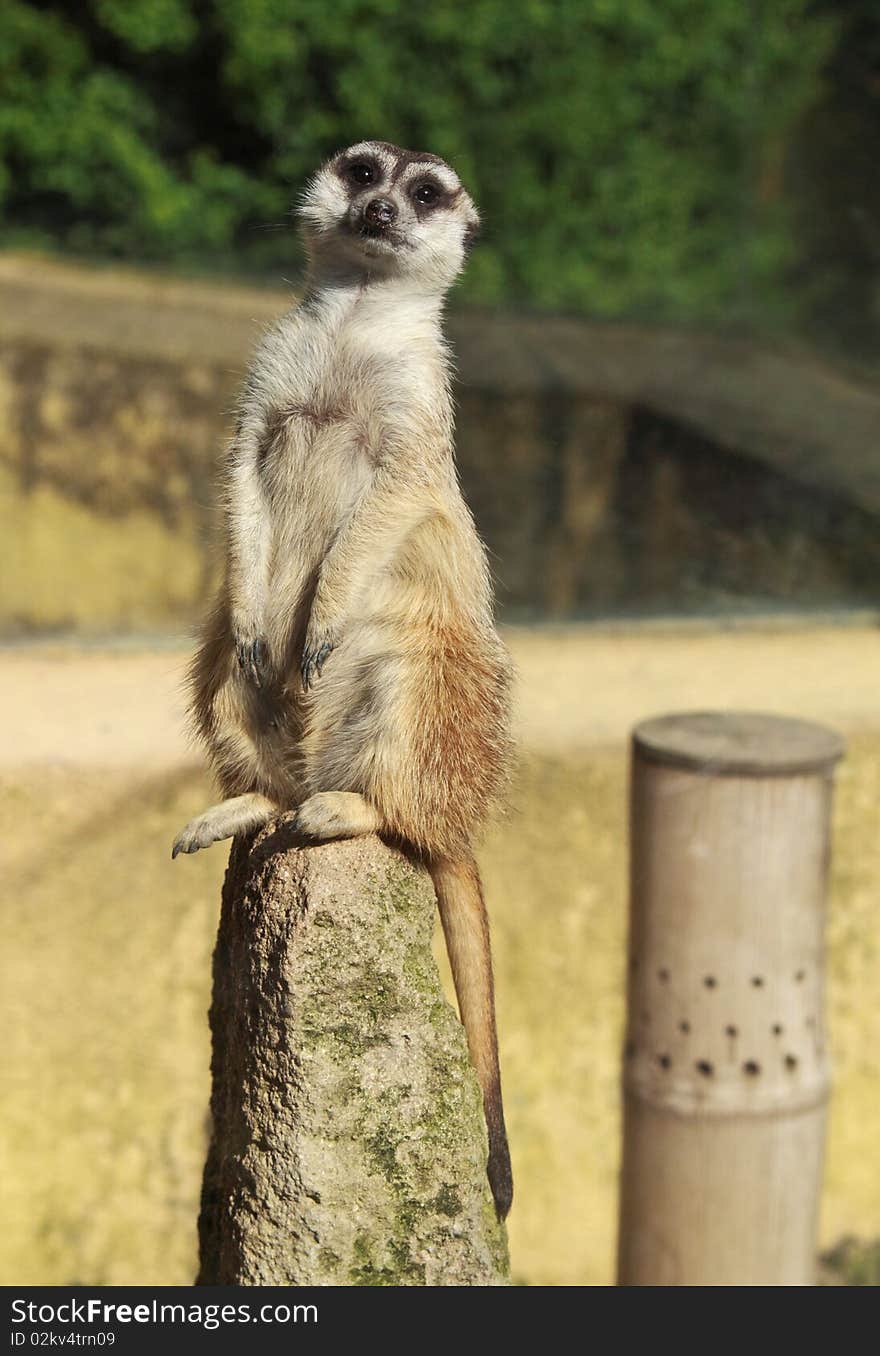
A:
[460,398,880,618]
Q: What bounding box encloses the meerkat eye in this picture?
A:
[413,181,440,206]
[348,161,376,186]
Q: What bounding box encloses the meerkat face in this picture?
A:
[299,140,480,288]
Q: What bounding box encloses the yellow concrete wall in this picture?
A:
[2,252,878,635]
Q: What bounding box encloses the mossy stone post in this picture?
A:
[618,712,844,1286]
[197,825,509,1286]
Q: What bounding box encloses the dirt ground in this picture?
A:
[1,623,878,1285]
[2,621,879,766]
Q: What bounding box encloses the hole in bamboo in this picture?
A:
[657,1054,672,1070]
[703,975,717,989]
[795,970,806,982]
[772,1023,784,1036]
[725,1024,738,1038]
[679,1020,690,1034]
[743,1060,761,1076]
[658,968,670,983]
[751,976,764,988]
[785,1054,798,1071]
[696,1060,714,1076]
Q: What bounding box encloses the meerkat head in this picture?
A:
[299,140,480,289]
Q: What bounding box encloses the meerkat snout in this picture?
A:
[361,196,398,234]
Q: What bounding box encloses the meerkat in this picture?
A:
[172,140,514,1218]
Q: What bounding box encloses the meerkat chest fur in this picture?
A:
[244,285,454,576]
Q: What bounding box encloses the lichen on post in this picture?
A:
[197,823,509,1286]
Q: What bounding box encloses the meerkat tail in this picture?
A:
[429,854,513,1220]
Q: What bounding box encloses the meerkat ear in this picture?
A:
[463,215,481,254]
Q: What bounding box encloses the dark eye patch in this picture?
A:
[412,180,441,206]
[344,159,379,187]
[411,179,451,214]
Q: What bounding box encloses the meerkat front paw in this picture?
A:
[171,810,230,858]
[301,626,337,690]
[235,633,270,688]
[293,791,379,839]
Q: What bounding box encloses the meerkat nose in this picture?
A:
[363,197,397,229]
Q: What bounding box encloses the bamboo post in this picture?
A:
[197,826,508,1286]
[617,711,844,1287]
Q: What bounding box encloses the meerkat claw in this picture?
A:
[171,822,213,858]
[251,635,269,684]
[237,636,270,688]
[171,810,229,858]
[171,834,200,859]
[315,641,334,676]
[301,640,335,690]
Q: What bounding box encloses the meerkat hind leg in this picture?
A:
[171,792,277,858]
[293,791,381,841]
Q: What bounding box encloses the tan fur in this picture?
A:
[173,140,514,1216]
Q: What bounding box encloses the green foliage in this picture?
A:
[821,1237,880,1286]
[0,0,838,322]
